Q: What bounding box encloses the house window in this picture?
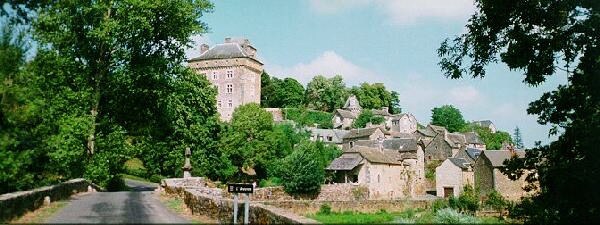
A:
[228,100,233,108]
[350,141,354,148]
[327,136,333,142]
[226,70,233,79]
[212,71,218,80]
[217,100,222,108]
[226,84,233,93]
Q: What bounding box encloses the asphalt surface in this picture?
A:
[46,179,189,224]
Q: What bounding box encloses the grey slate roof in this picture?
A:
[448,157,471,169]
[372,109,392,117]
[326,154,362,170]
[466,148,483,160]
[189,42,262,64]
[463,132,484,144]
[429,124,447,133]
[307,128,348,143]
[343,127,385,139]
[353,138,419,152]
[482,150,526,167]
[345,146,402,165]
[473,120,494,127]
[335,109,357,119]
[447,133,466,146]
[417,126,437,137]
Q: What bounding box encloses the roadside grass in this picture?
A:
[308,208,507,224]
[121,174,154,184]
[158,193,216,224]
[9,201,68,224]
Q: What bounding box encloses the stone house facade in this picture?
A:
[326,138,425,199]
[416,125,466,163]
[435,157,475,198]
[307,127,349,149]
[472,120,497,133]
[463,132,486,150]
[390,113,418,134]
[188,38,262,121]
[341,127,387,150]
[474,150,531,201]
[332,95,362,129]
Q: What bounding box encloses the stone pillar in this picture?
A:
[183,147,192,178]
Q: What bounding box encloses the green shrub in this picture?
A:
[124,158,147,177]
[149,174,166,183]
[431,199,449,212]
[318,203,332,215]
[425,161,442,181]
[280,141,326,195]
[259,177,282,187]
[485,190,508,210]
[434,208,480,224]
[448,185,480,213]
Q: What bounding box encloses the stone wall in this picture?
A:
[162,178,318,224]
[222,184,363,202]
[0,178,98,222]
[260,198,433,215]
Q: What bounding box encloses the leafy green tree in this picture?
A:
[280,140,340,195]
[220,103,274,180]
[2,0,215,188]
[350,83,392,110]
[438,0,600,223]
[305,75,349,112]
[513,127,524,149]
[449,184,480,213]
[485,190,508,211]
[463,124,513,150]
[352,109,385,128]
[431,105,466,133]
[261,72,304,108]
[283,108,333,129]
[389,91,402,114]
[280,78,304,107]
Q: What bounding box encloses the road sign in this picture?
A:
[227,183,254,193]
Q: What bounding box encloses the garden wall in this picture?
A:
[0,178,99,222]
[162,178,319,224]
[260,199,433,215]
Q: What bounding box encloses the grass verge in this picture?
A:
[308,208,507,224]
[9,201,68,224]
[158,192,217,224]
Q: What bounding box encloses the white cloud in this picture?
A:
[308,0,475,25]
[265,51,379,85]
[447,85,484,109]
[185,35,212,60]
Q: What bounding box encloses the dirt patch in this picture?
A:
[157,191,217,224]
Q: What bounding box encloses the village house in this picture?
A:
[472,120,497,133]
[415,125,466,163]
[341,126,388,150]
[188,37,262,121]
[390,113,418,134]
[307,127,349,149]
[463,132,486,150]
[474,149,532,201]
[326,138,425,199]
[332,95,403,130]
[434,148,482,198]
[332,95,362,129]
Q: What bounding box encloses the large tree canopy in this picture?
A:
[438,0,600,223]
[430,105,466,133]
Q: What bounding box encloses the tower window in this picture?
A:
[212,71,218,80]
[226,70,234,79]
[226,84,233,93]
[228,100,233,108]
[217,100,222,108]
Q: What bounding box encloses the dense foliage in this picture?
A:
[462,124,513,150]
[305,75,349,112]
[0,0,215,192]
[438,0,600,223]
[352,110,385,128]
[260,72,304,108]
[279,140,341,195]
[431,105,466,132]
[283,108,333,128]
[448,185,480,213]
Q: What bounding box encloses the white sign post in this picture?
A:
[228,183,254,224]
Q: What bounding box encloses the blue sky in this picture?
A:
[186,0,567,148]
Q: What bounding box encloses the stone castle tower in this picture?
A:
[188,37,263,121]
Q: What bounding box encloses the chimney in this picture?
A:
[200,44,209,54]
[224,37,232,43]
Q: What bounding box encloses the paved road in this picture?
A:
[46,179,189,224]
